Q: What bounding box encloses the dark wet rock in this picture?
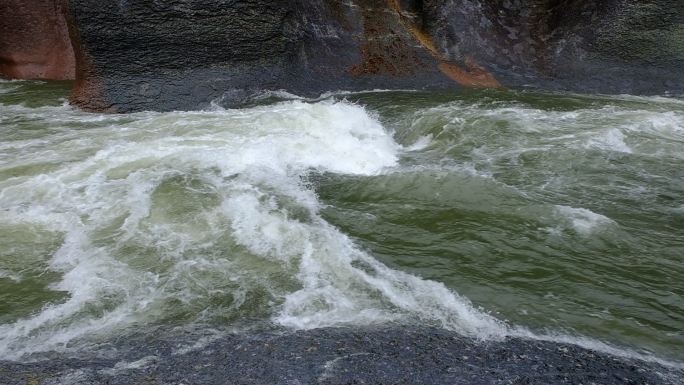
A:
[423,0,684,95]
[3,0,682,110]
[0,0,75,80]
[65,0,451,112]
[0,327,681,384]
[64,0,683,112]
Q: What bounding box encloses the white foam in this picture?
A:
[511,327,684,370]
[554,205,616,235]
[404,134,433,151]
[0,99,504,360]
[101,356,159,375]
[318,89,421,100]
[587,128,632,153]
[0,79,37,83]
[0,269,22,283]
[249,89,307,101]
[1,95,682,369]
[0,85,19,95]
[408,101,684,163]
[220,190,504,336]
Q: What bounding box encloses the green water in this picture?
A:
[0,80,682,362]
[325,90,684,358]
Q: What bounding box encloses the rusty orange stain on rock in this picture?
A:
[438,59,501,88]
[407,24,440,57]
[385,0,501,88]
[349,0,425,76]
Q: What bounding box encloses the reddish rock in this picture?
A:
[0,0,75,80]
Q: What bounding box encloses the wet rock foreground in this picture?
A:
[0,327,681,385]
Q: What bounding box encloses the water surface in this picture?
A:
[0,80,682,363]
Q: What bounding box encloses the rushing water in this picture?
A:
[0,80,682,364]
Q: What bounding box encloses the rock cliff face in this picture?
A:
[66,0,455,111]
[0,0,75,80]
[4,0,683,111]
[423,0,684,93]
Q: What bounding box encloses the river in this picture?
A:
[0,80,682,366]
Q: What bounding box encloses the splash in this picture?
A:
[0,99,504,359]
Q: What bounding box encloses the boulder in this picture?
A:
[0,0,75,80]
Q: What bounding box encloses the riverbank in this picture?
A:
[1,326,682,385]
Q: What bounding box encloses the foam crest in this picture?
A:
[0,269,22,283]
[553,206,617,235]
[586,128,632,153]
[3,88,681,366]
[0,99,505,359]
[404,102,682,162]
[510,327,684,370]
[219,186,505,336]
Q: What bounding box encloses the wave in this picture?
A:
[0,99,504,359]
[0,93,682,369]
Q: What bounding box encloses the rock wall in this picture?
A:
[0,0,75,80]
[6,0,684,111]
[422,0,684,94]
[65,0,458,112]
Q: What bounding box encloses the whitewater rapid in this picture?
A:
[0,99,505,359]
[1,84,682,370]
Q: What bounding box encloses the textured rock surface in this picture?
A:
[0,327,681,385]
[423,0,684,93]
[0,0,75,80]
[65,0,452,112]
[64,0,683,112]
